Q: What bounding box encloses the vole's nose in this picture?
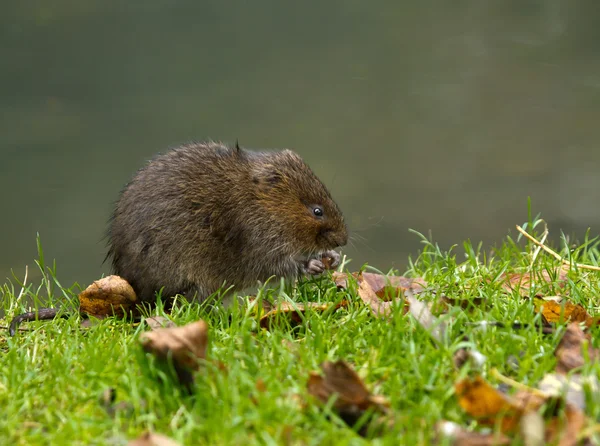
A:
[324,228,348,248]
[335,229,348,247]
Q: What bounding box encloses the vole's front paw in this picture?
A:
[300,250,341,276]
[304,258,326,275]
[321,250,341,270]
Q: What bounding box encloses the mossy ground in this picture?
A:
[1,217,600,445]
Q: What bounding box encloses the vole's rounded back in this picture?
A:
[106,141,347,302]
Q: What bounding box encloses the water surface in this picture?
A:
[2,1,600,290]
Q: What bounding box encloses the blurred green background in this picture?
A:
[2,0,600,288]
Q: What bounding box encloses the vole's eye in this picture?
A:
[313,207,324,217]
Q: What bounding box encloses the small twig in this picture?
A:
[530,221,548,265]
[0,325,33,333]
[15,265,28,306]
[490,368,549,399]
[516,225,600,271]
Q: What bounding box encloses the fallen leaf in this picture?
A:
[259,301,348,330]
[333,272,427,298]
[435,420,511,445]
[534,297,597,327]
[455,373,591,444]
[498,267,569,297]
[140,320,208,370]
[544,405,586,446]
[354,276,448,346]
[332,271,359,289]
[140,320,209,389]
[78,275,138,318]
[455,376,537,432]
[307,360,389,433]
[357,279,396,317]
[128,431,181,446]
[361,272,427,300]
[144,316,176,330]
[404,290,447,343]
[555,323,599,374]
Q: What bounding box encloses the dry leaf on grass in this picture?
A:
[140,320,209,388]
[534,297,598,328]
[455,376,533,433]
[336,272,450,348]
[79,275,138,318]
[259,301,348,330]
[498,267,569,297]
[144,316,176,330]
[140,320,208,370]
[333,272,427,298]
[128,431,181,446]
[555,323,599,374]
[455,355,592,444]
[361,272,427,300]
[307,360,389,434]
[332,271,359,289]
[435,420,511,445]
[543,405,586,446]
[357,279,396,317]
[456,378,585,442]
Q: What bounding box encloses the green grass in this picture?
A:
[1,216,600,445]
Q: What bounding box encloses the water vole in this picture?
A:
[106,141,348,301]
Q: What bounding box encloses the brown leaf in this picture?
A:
[435,420,511,445]
[455,374,591,444]
[555,323,599,374]
[455,376,532,433]
[78,275,138,318]
[307,360,389,432]
[535,297,596,327]
[357,279,396,317]
[499,267,569,297]
[404,290,446,343]
[333,271,427,296]
[144,316,176,330]
[544,405,586,446]
[259,301,348,330]
[361,272,427,300]
[128,431,181,446]
[140,320,208,371]
[332,271,359,289]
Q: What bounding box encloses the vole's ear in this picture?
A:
[252,165,283,190]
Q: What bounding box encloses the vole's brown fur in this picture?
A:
[106,141,348,302]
